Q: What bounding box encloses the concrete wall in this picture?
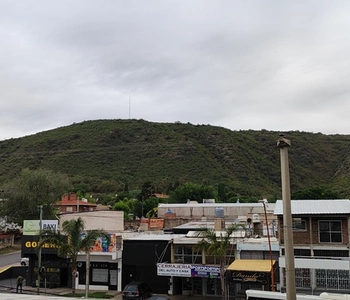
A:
[158,203,276,222]
[60,211,124,232]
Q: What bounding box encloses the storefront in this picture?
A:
[21,224,122,291]
[157,263,225,297]
[226,259,275,294]
[21,234,69,288]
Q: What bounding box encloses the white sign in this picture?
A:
[157,263,191,277]
[23,220,58,235]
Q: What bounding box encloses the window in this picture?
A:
[316,269,349,290]
[174,245,202,264]
[314,250,348,258]
[292,219,306,231]
[66,207,73,212]
[295,268,310,288]
[319,220,342,243]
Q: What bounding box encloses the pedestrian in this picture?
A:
[16,274,24,293]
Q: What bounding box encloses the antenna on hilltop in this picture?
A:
[129,94,131,119]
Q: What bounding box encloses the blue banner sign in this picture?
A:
[191,265,220,279]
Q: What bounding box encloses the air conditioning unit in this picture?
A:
[252,213,260,223]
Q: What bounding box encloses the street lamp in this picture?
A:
[277,134,296,300]
[259,199,275,291]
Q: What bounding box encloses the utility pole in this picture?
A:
[259,199,275,291]
[85,251,90,298]
[37,205,43,295]
[277,135,296,300]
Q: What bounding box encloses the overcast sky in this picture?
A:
[1,1,350,140]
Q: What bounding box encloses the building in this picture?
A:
[21,210,124,292]
[275,199,350,294]
[54,193,97,214]
[123,211,280,297]
[122,233,174,295]
[62,211,124,292]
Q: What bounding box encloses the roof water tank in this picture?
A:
[215,207,224,218]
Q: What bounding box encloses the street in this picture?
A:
[0,251,21,270]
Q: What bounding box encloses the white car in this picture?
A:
[20,257,29,266]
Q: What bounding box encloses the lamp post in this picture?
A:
[277,135,296,300]
[259,199,275,291]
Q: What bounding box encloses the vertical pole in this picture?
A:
[348,217,350,291]
[277,135,296,300]
[85,251,90,298]
[37,205,43,295]
[262,201,275,291]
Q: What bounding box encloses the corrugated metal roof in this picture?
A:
[274,199,350,215]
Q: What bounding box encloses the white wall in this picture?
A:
[60,210,124,232]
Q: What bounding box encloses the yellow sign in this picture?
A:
[24,241,57,249]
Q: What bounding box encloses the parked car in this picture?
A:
[20,257,29,266]
[122,281,152,300]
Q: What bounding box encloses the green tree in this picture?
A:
[39,217,110,296]
[0,168,70,224]
[217,183,228,202]
[169,182,217,203]
[291,186,341,200]
[194,224,245,300]
[137,181,154,201]
[113,201,131,220]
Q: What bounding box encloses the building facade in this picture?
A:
[275,199,350,294]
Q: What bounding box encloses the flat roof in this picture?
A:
[123,233,185,241]
[173,221,240,230]
[159,202,272,208]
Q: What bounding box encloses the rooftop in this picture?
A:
[274,199,350,215]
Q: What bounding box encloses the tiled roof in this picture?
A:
[274,199,350,215]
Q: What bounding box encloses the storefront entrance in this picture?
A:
[181,277,223,297]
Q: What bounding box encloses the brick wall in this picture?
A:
[278,216,349,246]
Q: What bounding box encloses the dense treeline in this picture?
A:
[0,119,349,206]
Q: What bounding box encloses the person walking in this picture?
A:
[16,274,24,293]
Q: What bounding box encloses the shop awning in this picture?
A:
[227,259,275,272]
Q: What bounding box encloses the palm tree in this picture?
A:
[39,217,110,296]
[194,223,245,300]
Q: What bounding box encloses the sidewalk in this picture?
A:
[0,278,221,299]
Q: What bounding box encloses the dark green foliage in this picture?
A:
[169,182,217,203]
[217,183,228,202]
[0,119,349,201]
[0,168,70,224]
[137,181,154,201]
[132,197,160,218]
[291,186,341,200]
[112,201,131,219]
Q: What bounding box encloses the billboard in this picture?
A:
[23,220,58,235]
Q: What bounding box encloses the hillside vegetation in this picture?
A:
[0,119,349,200]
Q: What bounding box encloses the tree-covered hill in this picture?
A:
[0,119,349,200]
